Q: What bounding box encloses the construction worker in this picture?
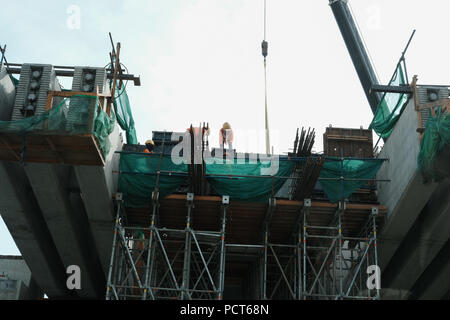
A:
[144,139,155,153]
[219,122,234,152]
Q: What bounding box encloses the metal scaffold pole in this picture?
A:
[338,205,343,299]
[106,197,122,300]
[372,210,380,300]
[302,207,307,300]
[108,144,383,301]
[217,197,228,300]
[263,224,268,300]
[181,195,193,300]
[142,191,158,300]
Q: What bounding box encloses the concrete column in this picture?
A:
[24,163,104,298]
[74,123,122,276]
[0,162,70,298]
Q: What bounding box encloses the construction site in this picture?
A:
[0,0,449,301]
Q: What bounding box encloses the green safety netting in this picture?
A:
[118,153,188,207]
[0,95,116,157]
[118,154,295,206]
[117,153,388,207]
[418,107,450,182]
[113,84,138,145]
[370,64,410,138]
[319,158,385,203]
[205,158,295,203]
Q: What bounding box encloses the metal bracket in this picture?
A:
[371,207,379,216]
[116,193,123,201]
[152,191,159,201]
[222,195,229,205]
[269,197,276,207]
[187,193,194,202]
[339,201,347,211]
[304,198,311,207]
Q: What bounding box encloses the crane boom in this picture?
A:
[329,0,381,115]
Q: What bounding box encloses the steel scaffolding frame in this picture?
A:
[107,140,382,300]
[106,192,228,300]
[301,201,380,300]
[106,195,380,300]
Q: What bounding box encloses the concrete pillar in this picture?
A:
[0,162,70,298]
[73,123,122,276]
[24,163,105,298]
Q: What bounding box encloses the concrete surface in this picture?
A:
[376,99,438,270]
[0,162,70,298]
[24,163,105,298]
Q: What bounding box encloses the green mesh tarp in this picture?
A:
[118,155,294,206]
[118,153,188,207]
[117,154,386,206]
[92,105,116,157]
[370,64,410,138]
[0,95,115,157]
[319,158,385,203]
[113,84,138,145]
[205,158,294,202]
[418,107,450,182]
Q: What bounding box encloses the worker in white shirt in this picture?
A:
[219,122,234,153]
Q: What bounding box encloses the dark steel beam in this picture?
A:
[329,0,381,114]
[6,66,141,86]
[370,84,413,94]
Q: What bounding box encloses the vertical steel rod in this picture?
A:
[373,213,380,300]
[142,197,158,300]
[263,224,268,299]
[218,204,227,300]
[106,200,121,300]
[303,210,307,300]
[182,201,193,299]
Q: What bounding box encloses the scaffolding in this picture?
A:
[106,129,384,300]
[106,191,381,300]
[106,192,227,300]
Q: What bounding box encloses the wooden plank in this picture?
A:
[326,135,371,142]
[411,75,419,111]
[417,98,450,110]
[45,91,54,111]
[107,42,121,116]
[164,194,222,202]
[88,132,105,166]
[49,91,102,98]
[0,132,104,166]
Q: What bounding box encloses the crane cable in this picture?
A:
[262,0,270,155]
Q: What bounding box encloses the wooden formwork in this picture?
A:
[323,127,374,158]
[0,132,105,166]
[124,195,386,245]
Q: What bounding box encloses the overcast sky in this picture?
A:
[1,0,449,255]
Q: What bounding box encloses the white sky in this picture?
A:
[1,0,449,254]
